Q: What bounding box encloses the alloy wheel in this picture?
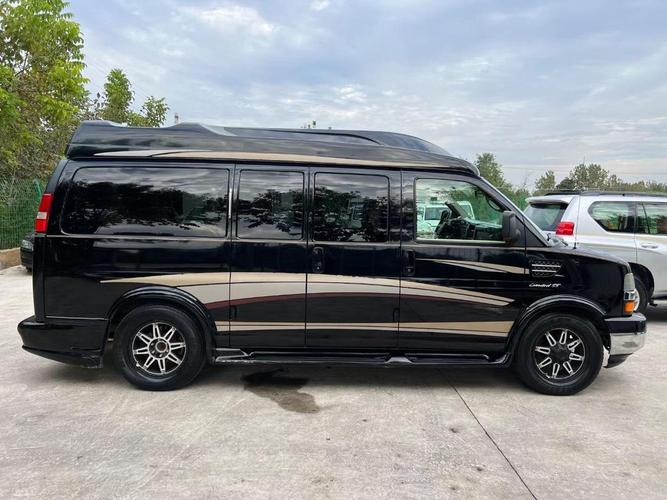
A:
[131,321,187,376]
[533,328,586,380]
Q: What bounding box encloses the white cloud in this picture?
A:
[179,4,278,37]
[310,0,331,11]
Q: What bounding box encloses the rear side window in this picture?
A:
[639,203,667,235]
[61,167,229,237]
[588,201,635,233]
[524,203,567,231]
[237,170,304,240]
[313,172,389,242]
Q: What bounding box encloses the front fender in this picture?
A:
[507,294,609,354]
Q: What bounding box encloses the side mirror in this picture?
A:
[502,211,522,245]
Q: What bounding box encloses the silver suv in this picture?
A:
[525,191,667,313]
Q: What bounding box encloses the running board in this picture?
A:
[212,349,509,367]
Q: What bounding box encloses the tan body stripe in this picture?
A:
[219,321,511,337]
[103,272,514,307]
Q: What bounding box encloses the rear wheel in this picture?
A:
[514,313,603,395]
[113,305,206,390]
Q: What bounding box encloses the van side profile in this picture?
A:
[18,121,646,394]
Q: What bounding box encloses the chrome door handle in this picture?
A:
[640,243,658,249]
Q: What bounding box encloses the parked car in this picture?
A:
[18,121,645,395]
[525,191,667,313]
[20,232,34,271]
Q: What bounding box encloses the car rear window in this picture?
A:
[61,167,229,237]
[524,202,568,231]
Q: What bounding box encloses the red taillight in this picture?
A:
[35,193,53,234]
[555,221,575,236]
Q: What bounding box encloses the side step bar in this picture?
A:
[212,349,509,367]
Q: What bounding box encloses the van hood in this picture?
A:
[554,243,631,271]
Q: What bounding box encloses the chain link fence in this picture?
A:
[0,178,45,250]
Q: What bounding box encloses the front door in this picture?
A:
[399,173,527,353]
[229,166,308,347]
[305,168,402,348]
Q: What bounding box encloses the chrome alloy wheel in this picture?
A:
[131,322,187,376]
[533,328,586,380]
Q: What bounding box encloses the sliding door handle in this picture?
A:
[312,246,324,273]
[640,243,658,249]
[403,249,416,276]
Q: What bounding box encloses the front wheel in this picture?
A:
[634,277,649,315]
[514,313,603,395]
[113,305,206,390]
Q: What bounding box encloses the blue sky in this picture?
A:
[69,0,667,185]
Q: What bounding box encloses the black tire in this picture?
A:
[514,313,603,395]
[634,277,649,315]
[113,305,206,390]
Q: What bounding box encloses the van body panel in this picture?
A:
[399,171,528,352]
[305,168,402,347]
[229,165,308,347]
[42,161,233,327]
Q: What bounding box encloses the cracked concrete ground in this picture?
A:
[1,265,666,499]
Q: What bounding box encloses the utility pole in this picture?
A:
[174,112,179,124]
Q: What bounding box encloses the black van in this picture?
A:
[18,121,646,394]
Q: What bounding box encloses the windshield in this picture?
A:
[525,203,568,232]
[479,180,551,246]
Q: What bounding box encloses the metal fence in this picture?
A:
[0,178,45,250]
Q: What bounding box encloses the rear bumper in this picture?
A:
[20,248,33,269]
[605,313,646,357]
[18,316,108,368]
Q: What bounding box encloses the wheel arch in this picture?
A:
[508,295,610,355]
[629,263,654,294]
[104,286,217,358]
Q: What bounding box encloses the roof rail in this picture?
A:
[544,190,667,198]
[543,190,581,196]
[65,121,478,175]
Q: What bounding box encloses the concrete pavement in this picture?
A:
[1,265,665,499]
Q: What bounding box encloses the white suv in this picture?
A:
[525,191,667,313]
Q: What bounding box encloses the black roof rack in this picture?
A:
[65,121,477,174]
[543,190,667,198]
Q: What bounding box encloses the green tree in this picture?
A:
[566,163,609,190]
[475,153,509,191]
[127,96,168,127]
[556,177,576,191]
[101,68,133,123]
[534,170,556,193]
[96,68,169,127]
[0,0,87,179]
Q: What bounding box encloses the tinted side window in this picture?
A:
[62,167,229,237]
[313,173,389,242]
[639,203,667,235]
[415,178,504,242]
[237,170,304,240]
[588,202,635,233]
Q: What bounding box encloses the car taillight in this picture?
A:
[35,193,53,234]
[555,221,575,236]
